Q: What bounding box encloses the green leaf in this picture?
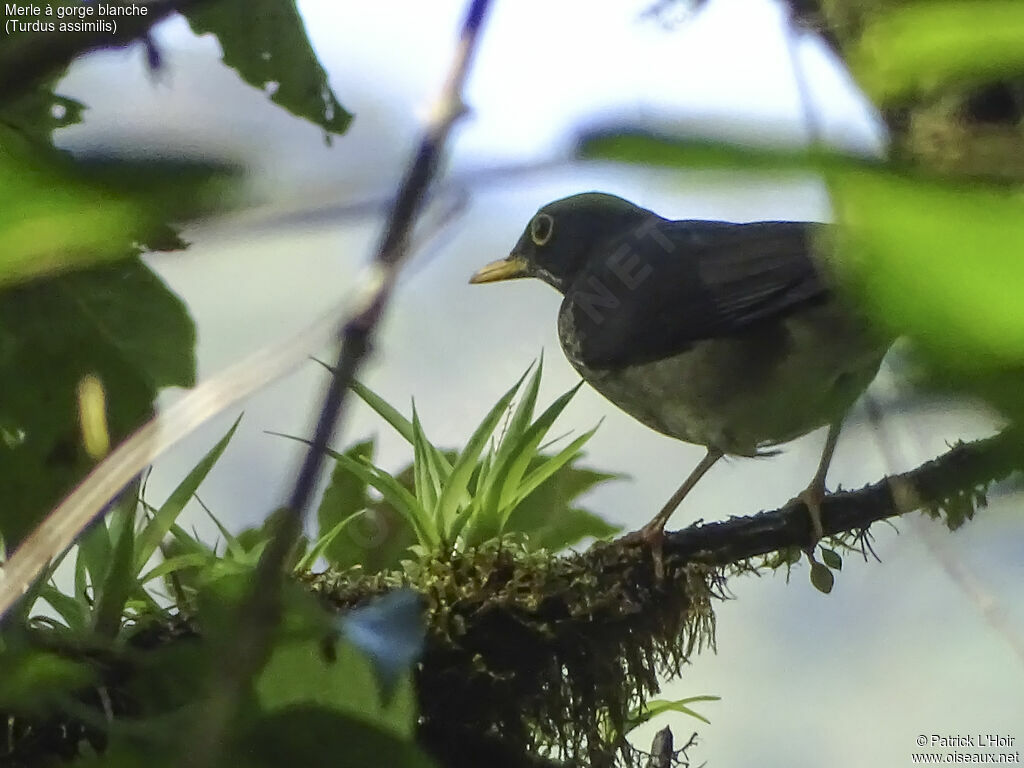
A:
[318,453,421,575]
[411,403,442,516]
[0,78,84,144]
[139,552,214,586]
[0,138,236,285]
[348,377,452,474]
[624,696,721,734]
[296,510,363,572]
[577,129,835,174]
[329,451,435,547]
[505,454,622,551]
[481,383,583,534]
[213,506,262,564]
[240,706,435,768]
[851,1,1024,103]
[316,439,377,566]
[511,425,599,513]
[0,259,196,548]
[436,378,523,541]
[810,560,835,594]
[38,584,90,630]
[827,168,1024,369]
[257,642,419,739]
[92,493,139,637]
[135,417,241,570]
[184,0,352,137]
[339,589,425,704]
[250,580,418,739]
[820,548,843,571]
[499,357,543,448]
[75,515,113,593]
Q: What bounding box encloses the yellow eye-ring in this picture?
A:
[530,213,554,246]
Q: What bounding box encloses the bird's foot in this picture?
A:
[791,484,834,594]
[620,521,668,582]
[794,484,826,549]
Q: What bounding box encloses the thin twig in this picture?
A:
[178,2,495,766]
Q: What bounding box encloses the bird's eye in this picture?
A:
[530,213,554,246]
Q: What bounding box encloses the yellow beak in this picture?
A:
[468,255,529,284]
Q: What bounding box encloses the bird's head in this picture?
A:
[469,192,657,293]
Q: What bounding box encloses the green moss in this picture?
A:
[306,538,719,766]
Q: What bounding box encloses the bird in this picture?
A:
[469,192,892,574]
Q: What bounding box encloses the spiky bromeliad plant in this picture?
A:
[312,358,620,564]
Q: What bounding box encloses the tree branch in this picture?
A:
[661,427,1021,568]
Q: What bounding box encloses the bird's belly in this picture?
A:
[561,303,888,457]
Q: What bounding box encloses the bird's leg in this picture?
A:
[796,420,842,551]
[643,448,724,536]
[624,449,723,579]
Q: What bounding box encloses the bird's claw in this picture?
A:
[620,523,668,582]
[792,485,835,593]
[794,485,826,553]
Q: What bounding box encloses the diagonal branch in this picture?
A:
[661,427,1022,568]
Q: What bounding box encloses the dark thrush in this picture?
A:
[470,192,891,559]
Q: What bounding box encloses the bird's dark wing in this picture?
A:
[565,220,829,369]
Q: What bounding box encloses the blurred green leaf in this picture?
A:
[0,259,195,548]
[76,514,113,595]
[316,438,374,564]
[0,648,94,713]
[184,0,352,138]
[92,492,139,637]
[0,138,236,285]
[317,455,422,575]
[248,580,417,738]
[851,1,1024,103]
[38,584,90,630]
[241,706,435,768]
[257,641,419,739]
[329,449,436,546]
[578,129,840,174]
[827,167,1024,368]
[0,79,83,144]
[340,589,425,704]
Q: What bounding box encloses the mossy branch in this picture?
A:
[663,427,1022,567]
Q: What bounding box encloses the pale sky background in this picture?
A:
[50,1,1024,766]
